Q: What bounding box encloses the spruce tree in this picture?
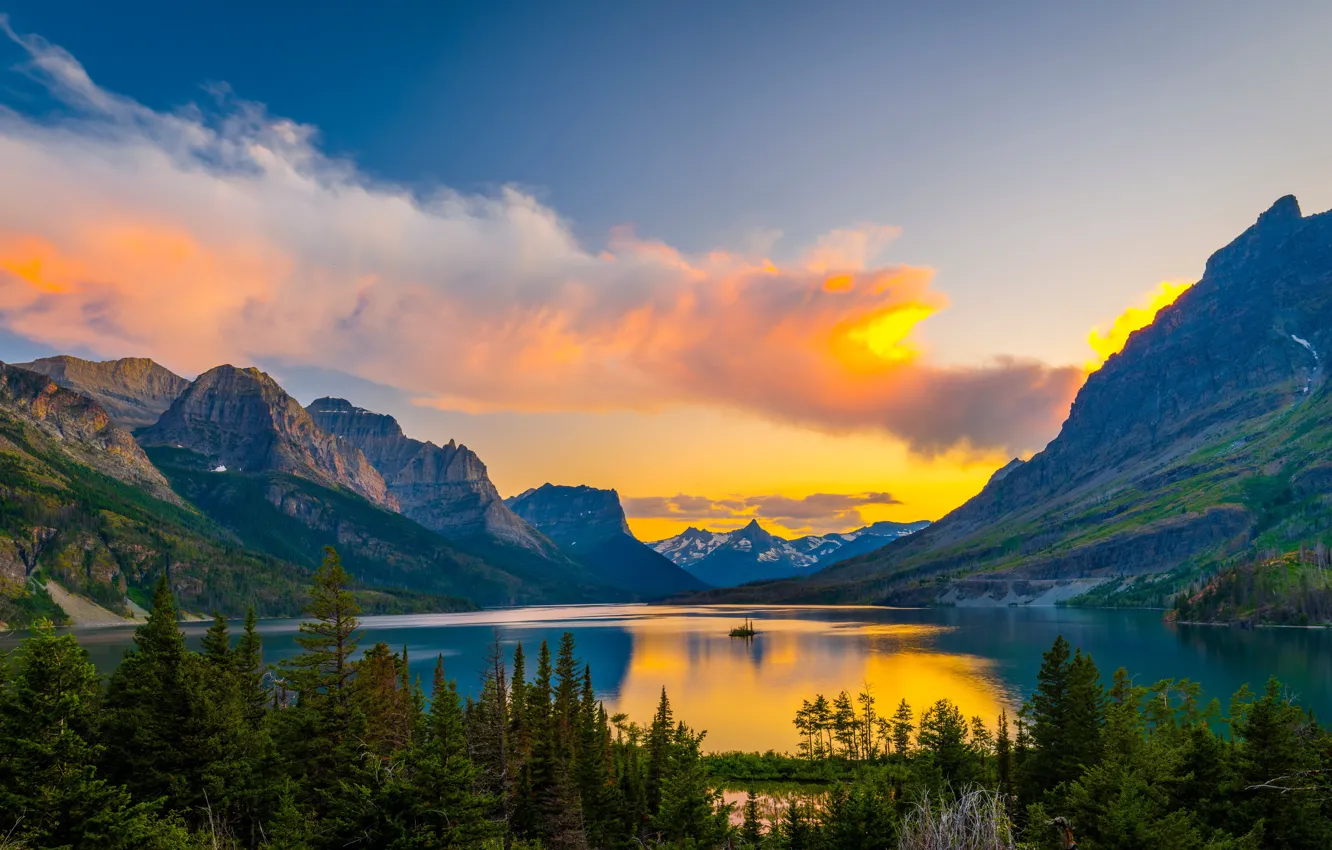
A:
[405,656,496,847]
[995,708,1013,793]
[0,620,185,848]
[275,546,368,812]
[646,686,674,814]
[100,574,229,824]
[741,789,764,847]
[890,698,914,756]
[203,611,233,665]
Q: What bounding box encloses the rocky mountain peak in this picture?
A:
[1204,194,1307,279]
[307,399,549,550]
[0,362,178,502]
[505,484,633,542]
[16,354,189,429]
[141,366,395,508]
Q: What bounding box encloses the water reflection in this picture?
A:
[7,604,1332,752]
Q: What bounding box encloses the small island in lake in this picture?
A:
[729,617,758,638]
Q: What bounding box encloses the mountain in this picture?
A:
[141,367,395,509]
[0,362,469,628]
[505,483,708,597]
[0,362,178,503]
[652,518,930,587]
[305,397,545,550]
[708,195,1332,606]
[15,355,188,429]
[131,371,612,606]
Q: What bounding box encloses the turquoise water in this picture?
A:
[12,604,1332,753]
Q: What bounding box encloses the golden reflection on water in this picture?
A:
[604,613,1011,753]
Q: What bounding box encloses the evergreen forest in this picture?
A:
[1,546,1329,849]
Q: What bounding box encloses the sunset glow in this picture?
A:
[1086,280,1194,370]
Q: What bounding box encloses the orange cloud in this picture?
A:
[0,22,1082,457]
[1086,280,1193,370]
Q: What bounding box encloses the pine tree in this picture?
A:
[404,656,496,847]
[741,789,764,847]
[646,686,674,814]
[652,724,729,846]
[235,605,269,726]
[274,546,368,811]
[995,708,1013,793]
[0,620,186,848]
[203,611,233,665]
[100,574,231,825]
[890,698,914,756]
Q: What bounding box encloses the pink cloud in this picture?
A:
[0,21,1080,456]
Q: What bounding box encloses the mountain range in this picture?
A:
[695,195,1332,609]
[0,357,706,626]
[7,195,1332,625]
[652,519,930,587]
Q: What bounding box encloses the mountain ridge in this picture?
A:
[16,355,188,430]
[505,483,708,597]
[697,195,1332,606]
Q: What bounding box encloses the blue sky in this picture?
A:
[1,1,1330,535]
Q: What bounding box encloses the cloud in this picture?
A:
[1087,280,1193,370]
[622,491,902,533]
[0,22,1081,456]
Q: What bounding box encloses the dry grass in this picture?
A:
[898,788,1017,850]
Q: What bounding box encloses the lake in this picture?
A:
[10,604,1332,753]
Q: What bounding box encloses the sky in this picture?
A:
[0,1,1329,540]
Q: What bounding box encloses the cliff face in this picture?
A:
[141,368,394,509]
[16,356,188,430]
[702,196,1332,605]
[0,362,177,503]
[506,483,708,597]
[306,398,546,549]
[505,483,633,545]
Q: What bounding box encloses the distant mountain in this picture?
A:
[706,195,1332,608]
[505,484,708,598]
[16,355,188,429]
[652,518,929,587]
[141,367,395,508]
[306,397,545,550]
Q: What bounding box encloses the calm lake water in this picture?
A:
[9,604,1332,753]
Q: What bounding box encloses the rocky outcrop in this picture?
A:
[306,397,546,549]
[141,367,394,508]
[16,355,188,429]
[506,483,707,597]
[0,362,178,502]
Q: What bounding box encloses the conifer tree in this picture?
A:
[0,620,186,848]
[890,698,914,756]
[741,789,764,847]
[405,655,495,847]
[646,686,674,814]
[235,606,269,726]
[995,708,1013,793]
[100,574,229,824]
[203,611,233,666]
[275,546,368,810]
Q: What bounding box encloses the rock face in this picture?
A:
[306,398,546,549]
[506,484,707,597]
[653,518,930,587]
[728,195,1332,604]
[0,362,177,503]
[16,356,188,429]
[141,368,394,509]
